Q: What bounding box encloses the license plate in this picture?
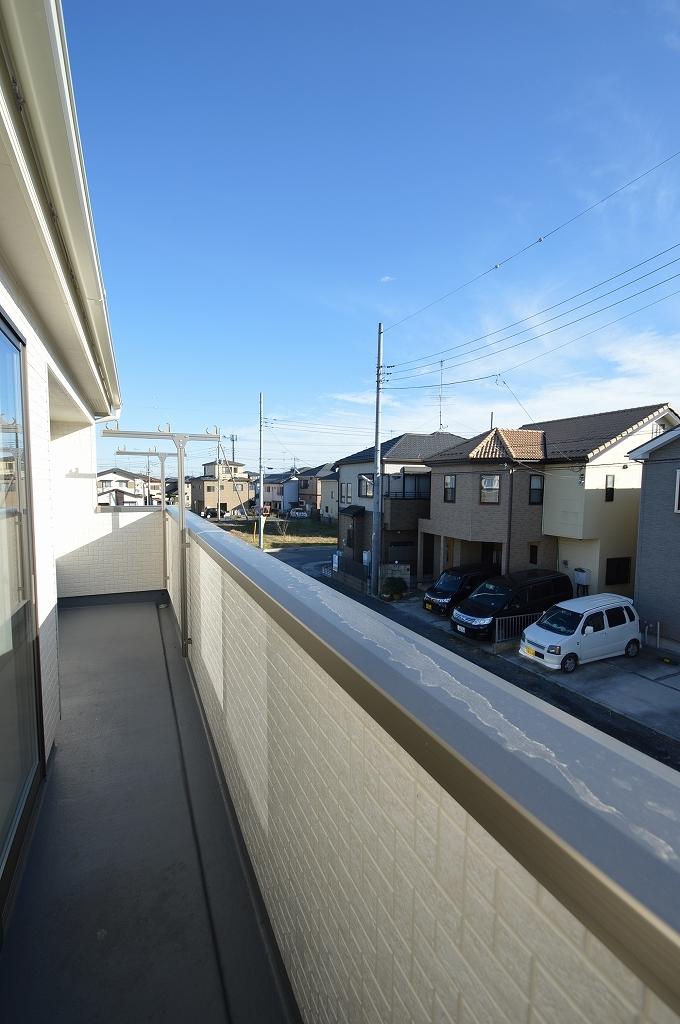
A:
[525,645,535,657]
[457,625,465,634]
[425,602,432,610]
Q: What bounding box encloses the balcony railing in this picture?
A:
[8,504,680,1023]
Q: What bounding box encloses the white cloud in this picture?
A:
[380,275,395,283]
[330,390,399,407]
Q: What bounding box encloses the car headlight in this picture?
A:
[473,616,493,626]
[547,644,561,655]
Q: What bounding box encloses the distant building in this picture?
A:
[96,468,162,505]
[190,459,255,514]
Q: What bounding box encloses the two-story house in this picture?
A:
[96,468,163,505]
[297,462,335,516]
[319,469,339,522]
[190,459,255,515]
[336,432,463,575]
[628,424,680,642]
[262,470,299,513]
[420,404,678,597]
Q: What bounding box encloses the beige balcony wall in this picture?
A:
[166,512,680,1024]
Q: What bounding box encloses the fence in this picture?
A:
[493,611,542,650]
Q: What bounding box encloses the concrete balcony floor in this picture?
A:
[0,599,299,1024]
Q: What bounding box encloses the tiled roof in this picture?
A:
[430,405,676,464]
[469,428,545,461]
[520,404,673,460]
[336,432,464,466]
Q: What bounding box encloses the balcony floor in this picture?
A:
[0,599,299,1024]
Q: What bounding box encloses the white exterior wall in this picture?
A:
[168,515,679,1024]
[56,509,164,597]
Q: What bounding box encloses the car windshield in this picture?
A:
[469,581,510,609]
[433,573,463,594]
[536,606,582,636]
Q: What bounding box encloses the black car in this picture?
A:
[422,565,495,615]
[450,569,573,640]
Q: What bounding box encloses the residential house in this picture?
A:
[297,462,335,516]
[319,469,339,522]
[420,404,678,596]
[97,487,144,507]
[262,470,299,513]
[628,424,680,642]
[166,477,193,506]
[96,467,163,505]
[336,432,463,574]
[190,459,255,514]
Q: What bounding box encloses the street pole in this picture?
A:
[371,323,383,597]
[215,426,221,517]
[258,393,265,550]
[230,433,237,464]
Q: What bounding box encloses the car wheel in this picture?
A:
[561,653,578,674]
[625,639,640,658]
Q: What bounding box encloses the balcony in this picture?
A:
[2,507,680,1024]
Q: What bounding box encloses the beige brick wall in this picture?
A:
[169,516,679,1024]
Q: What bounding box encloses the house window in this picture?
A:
[101,479,111,488]
[235,484,243,491]
[347,483,352,502]
[206,484,215,493]
[675,470,680,513]
[605,557,631,585]
[529,474,544,505]
[605,475,615,502]
[480,474,500,504]
[529,543,538,565]
[444,475,456,503]
[358,473,374,498]
[340,482,347,503]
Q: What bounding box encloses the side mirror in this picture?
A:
[583,625,594,636]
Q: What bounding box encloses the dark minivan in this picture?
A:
[450,569,573,640]
[422,564,495,616]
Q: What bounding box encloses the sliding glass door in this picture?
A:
[0,322,40,910]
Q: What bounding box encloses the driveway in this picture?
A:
[502,644,680,743]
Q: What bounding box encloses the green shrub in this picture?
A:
[381,576,408,600]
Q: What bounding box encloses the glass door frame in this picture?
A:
[0,309,46,938]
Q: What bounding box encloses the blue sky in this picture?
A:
[63,0,680,476]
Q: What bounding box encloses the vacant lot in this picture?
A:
[221,518,338,549]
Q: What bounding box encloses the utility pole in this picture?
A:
[439,359,444,431]
[258,393,265,550]
[230,433,237,464]
[215,426,221,517]
[371,323,384,597]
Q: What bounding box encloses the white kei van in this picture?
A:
[519,594,641,673]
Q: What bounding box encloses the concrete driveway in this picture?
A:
[502,644,680,743]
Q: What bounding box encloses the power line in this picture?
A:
[386,268,680,381]
[388,242,680,373]
[383,148,680,333]
[383,285,680,390]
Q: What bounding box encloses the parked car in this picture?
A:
[422,564,495,615]
[519,594,640,673]
[203,507,227,520]
[289,508,308,519]
[451,569,573,641]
